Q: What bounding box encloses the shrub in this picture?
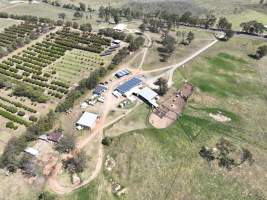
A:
[29,115,38,122]
[6,121,18,130]
[0,109,30,126]
[0,102,18,113]
[17,111,25,116]
[55,134,75,153]
[13,84,49,103]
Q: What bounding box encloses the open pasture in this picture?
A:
[0,18,20,32]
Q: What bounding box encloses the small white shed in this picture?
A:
[76,112,98,130]
[24,147,39,157]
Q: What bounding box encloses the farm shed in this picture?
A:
[93,84,108,96]
[48,131,63,143]
[137,87,159,108]
[113,24,127,32]
[115,77,142,96]
[76,112,98,130]
[115,69,130,78]
[24,147,39,157]
[38,134,48,141]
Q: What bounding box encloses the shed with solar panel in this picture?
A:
[93,84,108,96]
[115,77,142,96]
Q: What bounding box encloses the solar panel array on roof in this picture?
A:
[115,69,130,78]
[93,85,107,95]
[116,77,142,95]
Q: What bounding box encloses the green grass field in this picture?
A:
[61,180,99,200]
[0,18,20,31]
[104,104,150,137]
[225,10,267,30]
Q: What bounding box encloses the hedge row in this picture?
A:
[6,121,18,130]
[0,102,18,113]
[0,96,37,113]
[51,80,69,89]
[0,109,30,126]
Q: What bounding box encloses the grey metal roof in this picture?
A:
[76,112,98,128]
[138,87,158,101]
[116,77,142,94]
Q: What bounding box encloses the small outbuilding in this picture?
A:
[93,84,108,96]
[24,147,39,157]
[76,112,98,130]
[113,24,127,32]
[115,69,130,78]
[48,131,63,143]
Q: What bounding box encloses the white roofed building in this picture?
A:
[24,147,39,157]
[137,87,159,108]
[76,112,98,130]
[113,24,127,32]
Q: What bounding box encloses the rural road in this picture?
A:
[141,39,218,87]
[167,39,218,86]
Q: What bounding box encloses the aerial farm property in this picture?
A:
[0,0,267,200]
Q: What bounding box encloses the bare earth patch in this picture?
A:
[209,112,231,122]
[150,83,193,129]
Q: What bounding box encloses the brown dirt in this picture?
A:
[149,83,193,129]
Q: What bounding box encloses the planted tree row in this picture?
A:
[0,109,30,126]
[0,22,48,58]
[0,96,37,113]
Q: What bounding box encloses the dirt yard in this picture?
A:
[149,83,193,128]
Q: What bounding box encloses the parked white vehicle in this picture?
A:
[80,102,89,109]
[98,96,105,103]
[88,100,97,106]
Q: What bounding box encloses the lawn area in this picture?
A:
[104,103,150,137]
[193,0,267,30]
[227,9,267,30]
[61,180,99,200]
[0,18,20,32]
[4,2,75,21]
[2,2,140,31]
[49,0,127,9]
[142,28,215,71]
[0,172,41,200]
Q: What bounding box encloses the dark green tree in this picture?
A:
[217,17,232,30]
[58,13,66,21]
[55,134,75,153]
[155,78,168,96]
[79,2,86,11]
[256,45,267,59]
[187,31,194,44]
[62,150,87,174]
